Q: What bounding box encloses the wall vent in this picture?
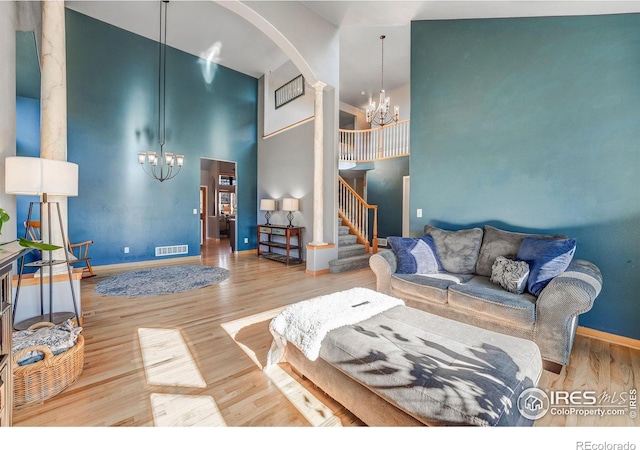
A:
[378,238,388,247]
[155,245,188,257]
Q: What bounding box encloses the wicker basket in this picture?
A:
[13,322,85,407]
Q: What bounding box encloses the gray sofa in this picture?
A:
[369,224,603,373]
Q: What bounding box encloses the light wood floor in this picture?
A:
[11,238,639,428]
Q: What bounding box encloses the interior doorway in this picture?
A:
[403,176,410,237]
[200,158,237,253]
[199,186,207,245]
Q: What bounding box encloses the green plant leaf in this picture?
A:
[0,208,9,235]
[19,238,62,251]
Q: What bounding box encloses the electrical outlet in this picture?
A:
[244,238,248,244]
[417,208,423,218]
[124,247,129,254]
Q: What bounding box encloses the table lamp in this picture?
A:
[282,198,299,227]
[260,198,276,225]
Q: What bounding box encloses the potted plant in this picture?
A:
[0,207,60,252]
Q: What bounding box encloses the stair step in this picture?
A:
[338,243,367,258]
[338,226,350,236]
[328,253,372,274]
[338,234,358,246]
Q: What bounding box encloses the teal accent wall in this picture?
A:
[411,14,640,339]
[15,96,41,269]
[366,156,409,239]
[16,96,39,157]
[64,9,257,265]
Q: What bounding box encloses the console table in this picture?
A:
[257,225,303,265]
[0,243,30,427]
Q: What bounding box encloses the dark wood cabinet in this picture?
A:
[0,244,28,427]
[257,225,303,266]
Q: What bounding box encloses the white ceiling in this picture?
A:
[66,1,640,110]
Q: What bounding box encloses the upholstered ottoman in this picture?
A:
[269,288,543,426]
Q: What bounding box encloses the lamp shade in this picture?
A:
[5,156,78,197]
[260,198,276,211]
[282,198,299,212]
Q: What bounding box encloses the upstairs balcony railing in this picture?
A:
[339,119,410,162]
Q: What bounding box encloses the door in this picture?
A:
[402,176,410,237]
[200,186,207,245]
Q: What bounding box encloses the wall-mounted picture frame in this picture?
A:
[275,74,305,109]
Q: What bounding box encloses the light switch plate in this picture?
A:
[417,209,423,218]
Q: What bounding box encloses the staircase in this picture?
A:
[328,218,372,274]
[329,121,408,274]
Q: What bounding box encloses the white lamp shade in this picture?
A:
[5,156,78,197]
[282,198,299,212]
[260,198,276,211]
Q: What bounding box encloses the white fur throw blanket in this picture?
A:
[266,287,404,367]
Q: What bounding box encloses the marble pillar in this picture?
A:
[309,81,327,246]
[40,0,69,269]
[41,0,67,162]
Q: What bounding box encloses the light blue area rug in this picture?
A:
[95,265,230,297]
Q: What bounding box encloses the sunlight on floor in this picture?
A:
[221,307,342,427]
[138,328,228,427]
[150,393,226,427]
[220,306,286,367]
[138,328,206,388]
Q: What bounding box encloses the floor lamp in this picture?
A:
[5,156,80,330]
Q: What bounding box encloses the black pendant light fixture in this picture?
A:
[137,0,184,182]
[366,35,399,127]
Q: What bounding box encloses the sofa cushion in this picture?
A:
[516,237,577,296]
[388,235,441,274]
[423,225,483,274]
[391,273,474,305]
[475,225,567,277]
[448,276,537,327]
[319,305,541,426]
[490,256,530,295]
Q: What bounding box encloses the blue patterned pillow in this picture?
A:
[388,235,442,274]
[516,237,576,296]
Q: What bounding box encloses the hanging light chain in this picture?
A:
[159,0,168,146]
[380,35,385,92]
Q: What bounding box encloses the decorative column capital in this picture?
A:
[311,80,327,92]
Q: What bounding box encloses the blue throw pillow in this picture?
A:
[388,235,442,274]
[516,237,576,296]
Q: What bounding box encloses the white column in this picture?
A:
[40,0,68,266]
[309,81,327,246]
[41,0,67,162]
